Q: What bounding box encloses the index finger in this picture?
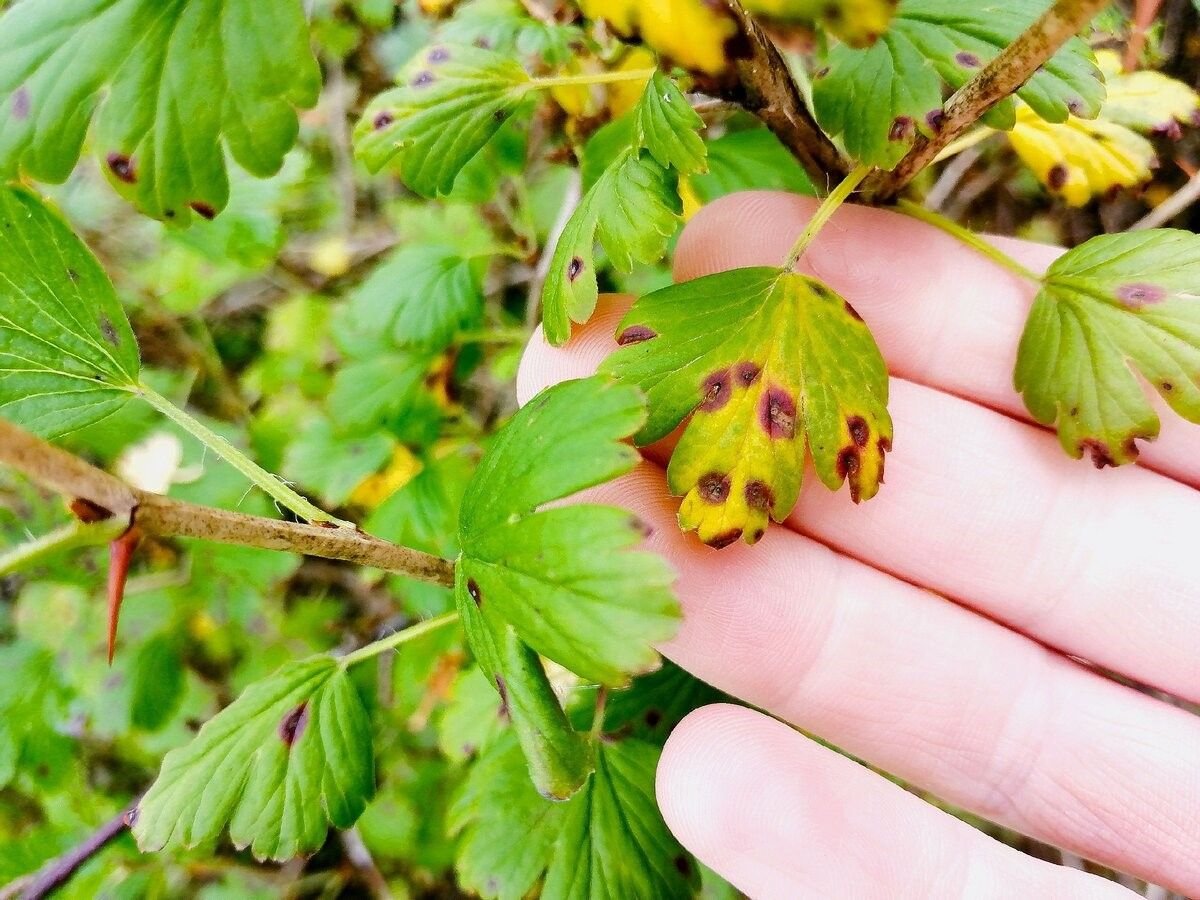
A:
[674,191,1200,488]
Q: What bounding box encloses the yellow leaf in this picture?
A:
[309,235,352,278]
[349,445,424,508]
[606,47,657,117]
[1094,49,1199,137]
[677,174,702,221]
[1008,103,1155,207]
[741,0,895,47]
[579,0,738,75]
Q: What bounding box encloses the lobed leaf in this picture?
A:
[1093,49,1200,136]
[578,0,738,75]
[603,268,892,547]
[743,0,899,47]
[0,0,320,223]
[0,186,140,437]
[354,44,532,197]
[1015,229,1200,467]
[635,71,707,175]
[813,0,1104,169]
[133,656,374,861]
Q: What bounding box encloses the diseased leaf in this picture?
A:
[0,186,140,437]
[354,44,532,197]
[1015,229,1200,467]
[635,72,707,175]
[813,0,1104,168]
[593,661,726,744]
[283,418,395,507]
[578,0,738,75]
[0,0,320,223]
[743,0,898,47]
[133,656,373,861]
[450,731,697,900]
[603,268,892,547]
[687,126,816,206]
[1094,49,1200,136]
[542,153,679,346]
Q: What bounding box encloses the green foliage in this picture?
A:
[0,186,139,436]
[133,656,374,861]
[813,0,1104,168]
[604,268,892,546]
[688,126,816,203]
[0,0,320,223]
[1015,229,1200,467]
[129,633,186,732]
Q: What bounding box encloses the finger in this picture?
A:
[657,705,1134,900]
[674,191,1200,489]
[519,301,1200,704]
[580,462,1200,895]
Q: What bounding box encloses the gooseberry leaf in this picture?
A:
[0,186,140,437]
[742,0,896,47]
[578,0,737,75]
[635,71,707,175]
[354,44,532,197]
[813,0,1104,169]
[603,268,892,547]
[541,152,678,346]
[450,731,697,900]
[0,0,320,223]
[1093,49,1200,136]
[688,126,816,203]
[458,375,678,686]
[1015,230,1200,467]
[133,656,373,861]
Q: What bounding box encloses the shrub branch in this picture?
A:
[0,420,456,587]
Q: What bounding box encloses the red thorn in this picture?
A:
[106,527,141,665]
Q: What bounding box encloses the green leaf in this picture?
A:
[327,353,431,433]
[282,418,395,507]
[346,245,484,351]
[450,732,697,900]
[133,656,374,861]
[130,633,186,732]
[813,0,1104,168]
[603,268,892,547]
[594,661,726,744]
[437,665,509,763]
[0,0,320,223]
[541,151,679,346]
[635,72,707,175]
[0,186,140,436]
[354,44,532,197]
[1014,229,1200,467]
[688,126,816,203]
[459,376,678,685]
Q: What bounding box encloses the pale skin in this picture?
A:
[517,191,1200,898]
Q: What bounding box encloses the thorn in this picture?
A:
[106,527,141,665]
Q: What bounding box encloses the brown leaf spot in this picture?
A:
[494,675,510,719]
[697,472,730,504]
[410,70,435,88]
[706,528,743,549]
[847,415,869,448]
[11,86,29,120]
[735,361,761,386]
[955,51,981,67]
[467,578,482,606]
[106,152,137,184]
[644,708,662,728]
[674,855,692,876]
[279,702,310,747]
[373,111,394,130]
[1079,438,1116,469]
[189,201,216,220]
[567,256,584,282]
[743,479,774,511]
[888,116,915,142]
[814,66,831,80]
[700,368,732,412]
[749,527,765,544]
[617,324,656,345]
[1115,282,1165,308]
[759,387,796,439]
[836,447,860,480]
[1047,164,1069,190]
[1066,97,1084,116]
[1162,381,1174,392]
[925,109,946,132]
[99,314,119,347]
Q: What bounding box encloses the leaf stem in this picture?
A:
[529,68,656,90]
[338,612,460,669]
[783,164,872,270]
[895,200,1044,283]
[589,686,608,743]
[136,385,351,527]
[0,519,125,577]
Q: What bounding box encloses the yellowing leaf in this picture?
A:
[742,0,897,47]
[349,445,425,508]
[1008,103,1155,207]
[607,47,657,117]
[578,0,738,75]
[603,268,892,547]
[1094,49,1200,137]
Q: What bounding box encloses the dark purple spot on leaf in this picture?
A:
[189,201,216,220]
[674,855,692,876]
[1079,438,1116,469]
[428,46,451,63]
[279,702,309,747]
[744,480,774,511]
[836,447,860,480]
[373,111,394,130]
[706,528,743,549]
[1115,282,1165,307]
[410,70,435,88]
[700,368,731,412]
[955,51,981,67]
[644,708,662,728]
[617,324,656,345]
[697,472,730,504]
[106,152,136,184]
[1162,381,1174,392]
[888,116,915,142]
[926,109,946,132]
[467,578,482,606]
[1047,164,1069,190]
[567,256,584,282]
[474,37,491,49]
[1065,97,1084,115]
[759,387,796,439]
[847,415,869,448]
[164,209,175,219]
[749,527,765,543]
[736,361,761,386]
[99,315,118,347]
[11,87,29,120]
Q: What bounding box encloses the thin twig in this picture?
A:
[924,146,984,212]
[339,828,393,900]
[863,0,1110,202]
[6,805,134,900]
[0,420,456,587]
[718,0,848,184]
[1129,170,1200,230]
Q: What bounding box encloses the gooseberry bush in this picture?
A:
[2,0,1199,895]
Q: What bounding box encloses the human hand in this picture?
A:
[517,192,1200,899]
